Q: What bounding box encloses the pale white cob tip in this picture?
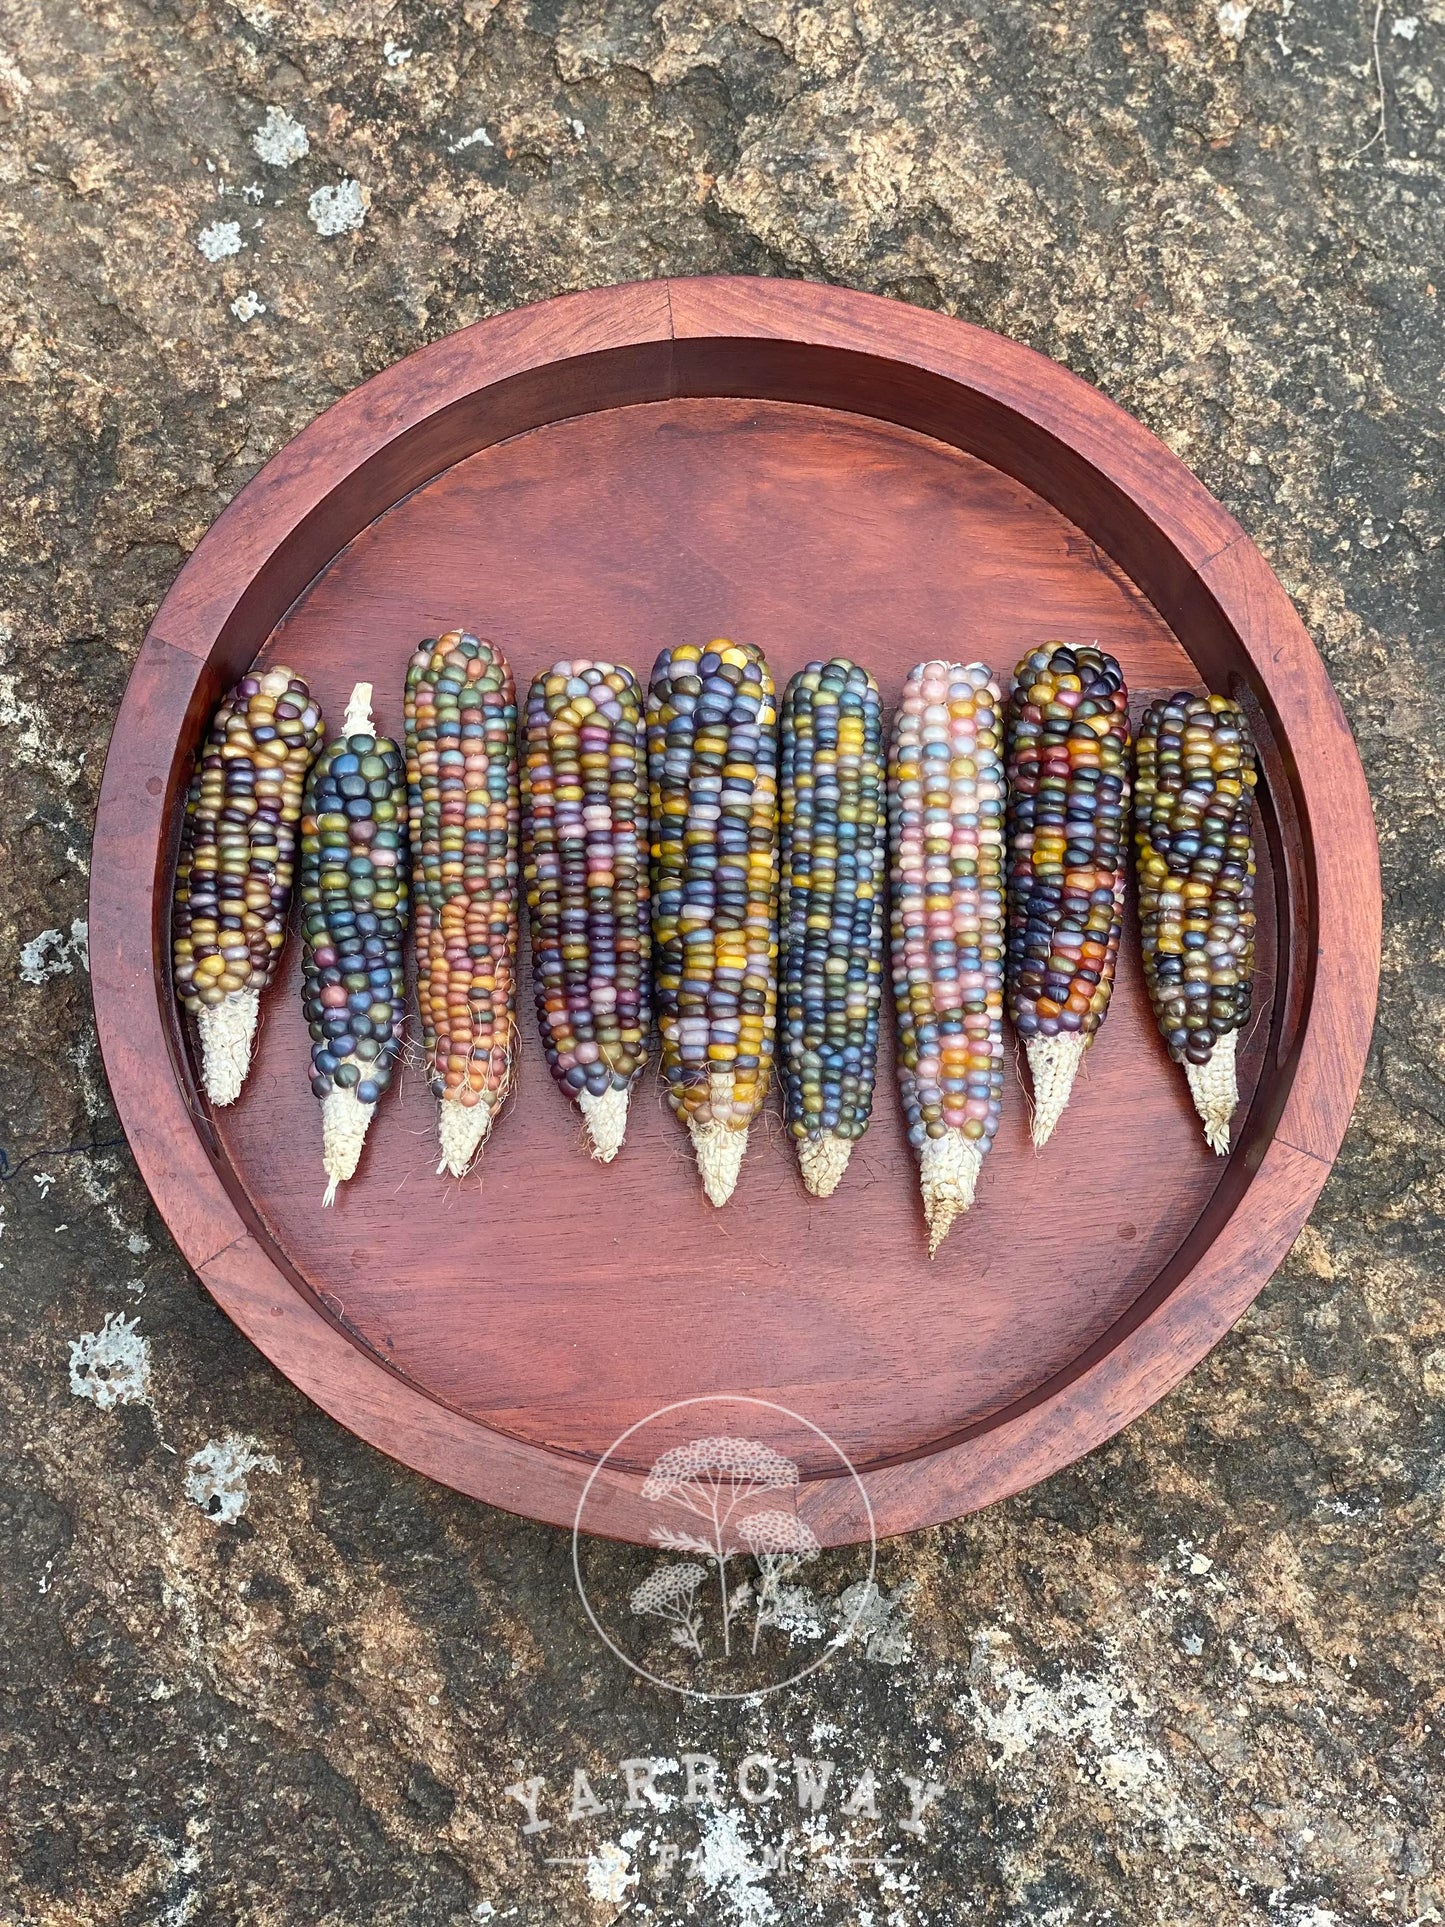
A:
[342,682,374,735]
[692,1121,748,1207]
[798,1132,852,1198]
[579,1085,629,1163]
[689,1070,751,1206]
[197,985,260,1107]
[436,1093,499,1178]
[1025,1032,1087,1149]
[1184,1027,1239,1156]
[321,1087,374,1205]
[921,1131,984,1257]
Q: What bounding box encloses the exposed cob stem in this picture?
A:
[579,1086,630,1163]
[798,1132,853,1198]
[1025,1032,1088,1149]
[196,985,260,1108]
[691,1124,749,1208]
[322,1086,371,1207]
[436,1094,498,1178]
[1184,1027,1239,1155]
[921,1133,985,1258]
[343,682,373,736]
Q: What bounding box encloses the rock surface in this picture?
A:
[1,0,1441,1921]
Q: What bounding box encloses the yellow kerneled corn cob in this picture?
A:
[521,660,651,1161]
[889,661,1006,1255]
[172,664,324,1105]
[405,632,520,1178]
[647,639,779,1207]
[1135,691,1257,1153]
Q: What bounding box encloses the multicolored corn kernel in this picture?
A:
[779,658,886,1197]
[1135,690,1257,1154]
[889,660,1006,1255]
[1005,643,1131,1146]
[647,638,779,1206]
[405,631,520,1178]
[521,660,651,1162]
[172,664,324,1106]
[299,683,410,1204]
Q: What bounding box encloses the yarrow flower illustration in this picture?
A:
[640,1436,800,1654]
[629,1562,706,1655]
[737,1508,821,1651]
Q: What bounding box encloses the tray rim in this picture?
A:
[88,275,1380,1544]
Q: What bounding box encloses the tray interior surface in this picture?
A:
[207,394,1274,1478]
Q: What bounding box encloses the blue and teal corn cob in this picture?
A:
[299,683,410,1204]
[648,639,779,1206]
[779,659,887,1197]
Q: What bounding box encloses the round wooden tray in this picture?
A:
[91,278,1379,1546]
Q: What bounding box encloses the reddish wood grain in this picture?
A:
[89,277,1380,1545]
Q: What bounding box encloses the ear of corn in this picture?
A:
[300,683,410,1204]
[405,631,521,1178]
[1005,644,1131,1146]
[889,661,1006,1255]
[779,659,887,1197]
[521,660,650,1161]
[1134,691,1257,1153]
[648,639,779,1207]
[172,664,324,1106]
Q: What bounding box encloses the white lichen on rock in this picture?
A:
[69,1312,152,1411]
[19,918,86,984]
[307,180,369,236]
[184,1433,279,1524]
[196,219,243,261]
[252,106,309,166]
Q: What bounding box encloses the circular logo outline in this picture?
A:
[572,1394,878,1701]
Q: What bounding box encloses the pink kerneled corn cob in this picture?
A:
[889,661,1007,1255]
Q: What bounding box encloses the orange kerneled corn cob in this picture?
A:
[405,632,520,1177]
